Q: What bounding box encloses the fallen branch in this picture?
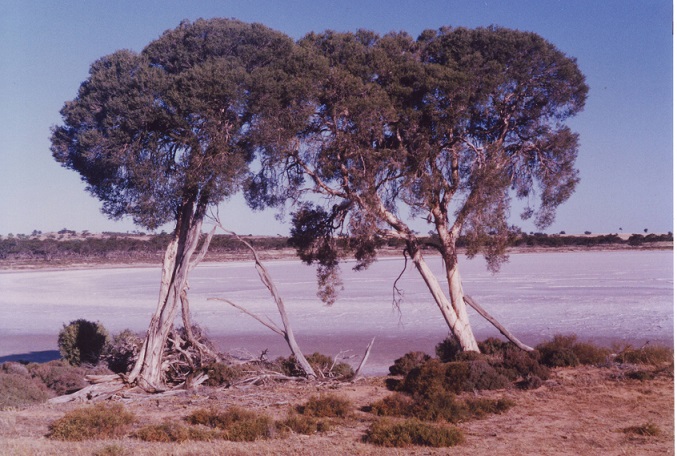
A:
[208,297,285,336]
[463,295,534,351]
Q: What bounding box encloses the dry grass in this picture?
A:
[0,364,673,455]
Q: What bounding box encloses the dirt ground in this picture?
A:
[0,364,673,455]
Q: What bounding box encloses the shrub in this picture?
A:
[92,444,128,456]
[401,358,510,396]
[536,334,581,367]
[279,352,354,379]
[0,372,53,409]
[369,393,415,417]
[297,394,353,418]
[435,335,462,362]
[58,319,109,366]
[185,407,275,441]
[364,418,464,448]
[615,345,673,366]
[276,414,331,435]
[134,421,217,442]
[572,341,610,365]
[203,362,247,387]
[27,360,88,395]
[389,352,431,376]
[47,403,136,441]
[103,329,142,374]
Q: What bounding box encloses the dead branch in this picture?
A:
[209,217,316,379]
[463,295,534,351]
[352,337,376,380]
[208,297,285,336]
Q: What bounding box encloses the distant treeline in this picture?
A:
[0,232,671,264]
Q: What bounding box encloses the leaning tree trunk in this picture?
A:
[407,243,480,352]
[127,199,205,391]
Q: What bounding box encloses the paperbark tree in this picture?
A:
[249,27,587,352]
[51,18,297,391]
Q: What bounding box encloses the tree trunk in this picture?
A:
[407,244,480,352]
[127,199,205,391]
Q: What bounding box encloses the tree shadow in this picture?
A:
[0,350,60,363]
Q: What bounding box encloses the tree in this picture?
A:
[251,26,587,351]
[51,18,296,391]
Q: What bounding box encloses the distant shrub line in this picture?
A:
[0,232,671,263]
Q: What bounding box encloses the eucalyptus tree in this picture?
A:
[51,18,297,390]
[250,26,587,351]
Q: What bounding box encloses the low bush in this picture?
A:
[0,372,53,409]
[134,421,218,442]
[297,393,353,418]
[103,329,142,374]
[435,335,462,363]
[47,403,136,441]
[203,362,248,387]
[401,358,510,396]
[278,352,354,379]
[185,407,275,441]
[536,334,610,368]
[389,351,431,376]
[364,418,464,448]
[58,319,110,366]
[615,344,673,366]
[92,444,128,456]
[26,360,88,395]
[276,414,331,435]
[369,393,415,417]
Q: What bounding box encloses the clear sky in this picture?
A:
[0,0,672,236]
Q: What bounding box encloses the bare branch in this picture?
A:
[208,297,285,336]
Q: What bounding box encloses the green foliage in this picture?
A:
[185,407,276,441]
[58,319,109,366]
[369,394,415,417]
[435,335,463,363]
[297,394,353,418]
[364,418,464,448]
[47,403,136,441]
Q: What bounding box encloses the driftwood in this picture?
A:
[463,295,534,352]
[210,220,317,379]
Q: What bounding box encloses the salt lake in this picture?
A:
[0,250,672,374]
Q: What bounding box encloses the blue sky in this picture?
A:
[0,0,672,236]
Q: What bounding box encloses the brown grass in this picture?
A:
[0,364,673,455]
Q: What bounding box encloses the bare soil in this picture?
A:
[0,365,673,455]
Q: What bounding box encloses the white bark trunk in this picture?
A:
[127,211,204,391]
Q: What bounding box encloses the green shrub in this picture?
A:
[0,372,53,409]
[364,418,464,448]
[572,341,610,365]
[47,403,136,441]
[389,352,431,376]
[58,319,109,366]
[103,329,142,374]
[27,360,88,395]
[297,393,353,418]
[401,358,510,396]
[185,407,275,441]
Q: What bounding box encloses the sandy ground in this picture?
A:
[0,364,673,455]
